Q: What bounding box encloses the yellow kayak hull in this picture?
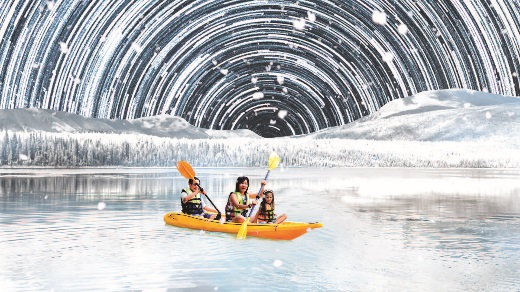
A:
[164,212,323,240]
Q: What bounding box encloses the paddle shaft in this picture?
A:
[194,182,221,212]
[246,170,271,218]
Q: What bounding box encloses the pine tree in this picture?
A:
[0,130,7,165]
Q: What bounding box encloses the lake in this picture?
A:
[1,167,519,291]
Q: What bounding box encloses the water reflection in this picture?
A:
[1,168,519,291]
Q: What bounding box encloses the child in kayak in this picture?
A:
[225,176,266,223]
[180,177,218,220]
[252,189,287,224]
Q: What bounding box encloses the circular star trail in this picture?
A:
[0,0,519,137]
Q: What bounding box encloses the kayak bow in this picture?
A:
[164,212,323,240]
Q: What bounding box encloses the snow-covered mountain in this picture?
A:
[0,108,260,139]
[303,89,520,143]
[2,89,518,142]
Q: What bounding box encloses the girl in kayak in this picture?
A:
[225,176,266,223]
[252,189,287,224]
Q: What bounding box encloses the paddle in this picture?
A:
[176,160,222,220]
[237,152,281,239]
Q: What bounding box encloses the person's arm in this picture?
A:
[230,193,249,210]
[200,195,207,208]
[203,205,217,213]
[200,194,216,213]
[182,189,201,203]
[180,190,188,202]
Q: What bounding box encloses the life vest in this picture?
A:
[181,188,203,215]
[257,204,275,223]
[225,191,251,221]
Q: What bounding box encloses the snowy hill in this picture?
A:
[304,89,520,143]
[0,108,260,139]
[1,89,517,142]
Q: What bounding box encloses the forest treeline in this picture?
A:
[0,131,269,167]
[0,130,517,168]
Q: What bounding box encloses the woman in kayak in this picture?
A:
[251,189,287,224]
[180,177,218,220]
[225,176,266,223]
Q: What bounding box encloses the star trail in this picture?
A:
[0,0,519,137]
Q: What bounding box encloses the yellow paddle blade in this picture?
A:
[176,160,196,180]
[237,217,250,239]
[267,152,281,170]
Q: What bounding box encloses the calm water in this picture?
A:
[1,167,520,291]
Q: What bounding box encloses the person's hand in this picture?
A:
[251,199,257,205]
[260,180,266,185]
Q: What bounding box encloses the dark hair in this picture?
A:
[260,190,275,214]
[264,189,273,196]
[189,177,200,185]
[235,176,249,193]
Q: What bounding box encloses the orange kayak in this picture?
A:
[164,212,323,240]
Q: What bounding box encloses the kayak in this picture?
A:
[164,212,323,240]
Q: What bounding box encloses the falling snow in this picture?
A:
[397,24,408,35]
[278,110,288,119]
[293,18,306,30]
[59,42,69,54]
[97,202,106,210]
[252,92,264,100]
[307,11,316,22]
[372,11,387,25]
[382,52,394,63]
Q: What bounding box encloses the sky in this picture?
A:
[0,0,519,137]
